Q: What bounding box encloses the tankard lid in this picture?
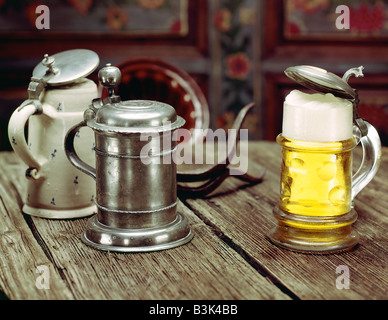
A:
[284,65,368,136]
[92,99,185,133]
[285,65,363,100]
[87,64,185,133]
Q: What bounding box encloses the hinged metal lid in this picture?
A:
[87,64,185,133]
[18,49,99,114]
[285,65,364,100]
[32,49,100,86]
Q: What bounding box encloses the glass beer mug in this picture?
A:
[269,66,382,254]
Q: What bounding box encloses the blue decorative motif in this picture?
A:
[51,149,57,159]
[11,137,17,145]
[50,198,56,206]
[74,176,79,184]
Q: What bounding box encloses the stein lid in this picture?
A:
[93,99,185,133]
[285,65,364,100]
[87,64,185,133]
[32,49,100,86]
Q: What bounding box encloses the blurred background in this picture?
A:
[1,0,388,150]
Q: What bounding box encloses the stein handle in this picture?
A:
[8,102,47,179]
[352,120,382,201]
[65,121,96,180]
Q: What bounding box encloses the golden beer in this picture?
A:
[278,135,357,219]
[270,135,360,253]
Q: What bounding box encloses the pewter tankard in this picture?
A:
[65,64,193,252]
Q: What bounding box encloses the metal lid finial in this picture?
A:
[98,64,122,99]
[41,53,58,75]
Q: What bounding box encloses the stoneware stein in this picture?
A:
[8,49,100,219]
[269,66,382,254]
[65,64,193,252]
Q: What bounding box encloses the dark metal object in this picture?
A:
[177,103,266,197]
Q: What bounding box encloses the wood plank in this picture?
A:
[1,151,289,300]
[185,141,388,300]
[0,152,73,300]
[1,141,386,300]
[28,202,290,300]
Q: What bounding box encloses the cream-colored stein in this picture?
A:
[8,49,100,219]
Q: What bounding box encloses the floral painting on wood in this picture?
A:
[0,0,188,35]
[285,0,388,39]
[213,0,260,138]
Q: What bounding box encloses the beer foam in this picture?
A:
[282,90,353,142]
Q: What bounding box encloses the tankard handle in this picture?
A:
[352,120,382,201]
[8,102,47,179]
[65,121,96,180]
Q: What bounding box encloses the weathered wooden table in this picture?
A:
[0,141,386,301]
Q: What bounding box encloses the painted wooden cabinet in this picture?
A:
[0,0,210,150]
[261,0,388,146]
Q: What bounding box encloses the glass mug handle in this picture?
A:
[352,119,382,201]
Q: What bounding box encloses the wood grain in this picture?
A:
[184,141,388,300]
[26,203,289,300]
[0,151,289,300]
[0,152,73,299]
[0,142,386,300]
